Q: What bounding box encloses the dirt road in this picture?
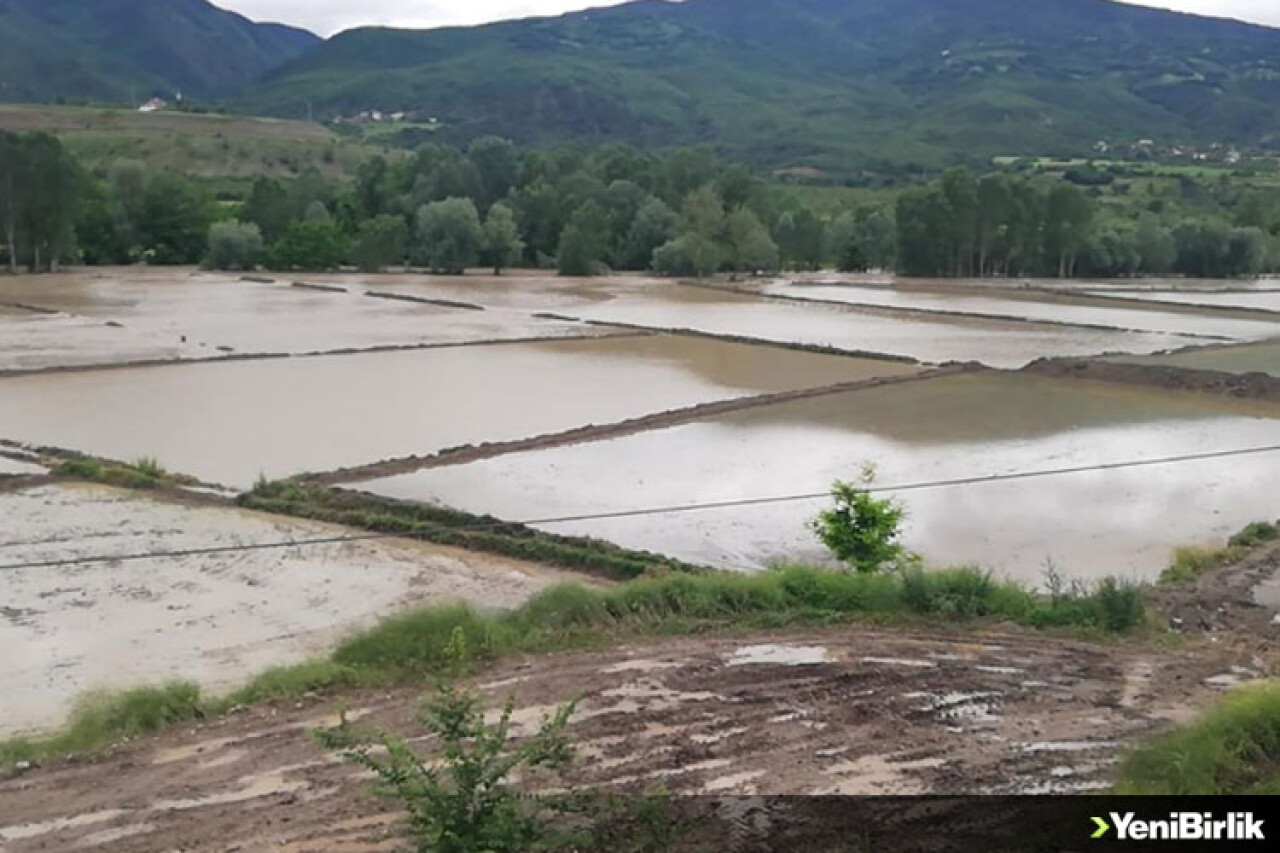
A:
[0,621,1261,852]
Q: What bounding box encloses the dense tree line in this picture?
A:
[0,132,84,272]
[895,167,1280,279]
[4,131,1280,280]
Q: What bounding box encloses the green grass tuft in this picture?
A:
[1,566,1146,766]
[226,662,367,705]
[1116,681,1280,794]
[1,682,204,765]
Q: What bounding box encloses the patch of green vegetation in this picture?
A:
[238,480,698,582]
[1159,520,1279,584]
[1115,681,1280,794]
[53,454,178,490]
[0,683,203,766]
[0,565,1145,765]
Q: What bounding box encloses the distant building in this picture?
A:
[138,97,167,113]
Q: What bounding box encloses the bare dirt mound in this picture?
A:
[0,625,1247,852]
[1023,358,1280,400]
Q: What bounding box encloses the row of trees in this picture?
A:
[0,132,83,272]
[4,131,1280,279]
[895,168,1279,279]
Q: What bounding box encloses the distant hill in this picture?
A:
[0,0,319,103]
[239,0,1280,170]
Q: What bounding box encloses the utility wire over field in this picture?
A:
[4,443,1279,572]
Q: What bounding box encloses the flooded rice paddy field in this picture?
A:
[3,267,1277,586]
[561,284,1202,367]
[1106,341,1280,377]
[0,269,606,371]
[0,334,908,488]
[0,307,206,372]
[762,281,1280,341]
[1084,287,1280,313]
[358,372,1280,582]
[0,483,576,736]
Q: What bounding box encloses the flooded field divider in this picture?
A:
[316,365,974,485]
[573,317,928,364]
[363,289,487,311]
[1023,358,1280,401]
[707,282,1237,341]
[289,281,348,293]
[0,331,653,380]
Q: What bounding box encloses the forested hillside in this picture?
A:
[243,0,1280,170]
[0,0,318,103]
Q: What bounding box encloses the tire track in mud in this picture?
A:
[0,625,1250,852]
[305,365,972,485]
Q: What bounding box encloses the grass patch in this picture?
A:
[1115,681,1280,794]
[238,480,700,582]
[1159,520,1279,584]
[0,682,204,765]
[53,454,184,490]
[1,566,1145,765]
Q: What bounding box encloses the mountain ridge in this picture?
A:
[0,0,319,103]
[239,0,1280,169]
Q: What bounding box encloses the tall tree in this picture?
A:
[1043,184,1093,278]
[483,203,524,275]
[468,137,520,211]
[415,197,483,274]
[557,202,610,277]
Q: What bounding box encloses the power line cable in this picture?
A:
[2,442,1279,572]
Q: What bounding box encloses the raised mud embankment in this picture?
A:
[305,364,978,485]
[1023,358,1280,401]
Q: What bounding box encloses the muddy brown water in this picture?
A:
[565,283,1203,367]
[359,372,1280,582]
[0,335,911,488]
[0,270,601,368]
[0,310,206,372]
[1084,288,1280,313]
[762,281,1280,340]
[1107,341,1280,377]
[0,483,587,737]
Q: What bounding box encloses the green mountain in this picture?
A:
[241,0,1280,170]
[0,0,319,103]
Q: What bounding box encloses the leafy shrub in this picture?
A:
[809,468,908,572]
[318,629,580,853]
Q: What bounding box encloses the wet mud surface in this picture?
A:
[0,623,1259,851]
[0,484,582,736]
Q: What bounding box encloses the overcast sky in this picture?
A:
[219,1,1280,38]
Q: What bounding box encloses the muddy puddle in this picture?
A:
[0,270,601,368]
[0,483,579,736]
[1107,341,1280,377]
[763,281,1280,340]
[360,372,1280,581]
[0,335,903,488]
[565,284,1201,367]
